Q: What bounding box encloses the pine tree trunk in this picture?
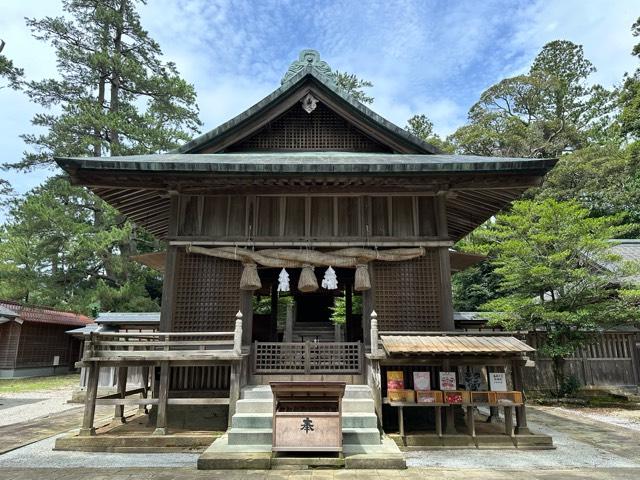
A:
[108,0,126,152]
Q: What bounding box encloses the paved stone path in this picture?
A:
[0,467,639,479]
[0,405,116,454]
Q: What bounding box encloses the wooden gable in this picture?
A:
[223,102,392,153]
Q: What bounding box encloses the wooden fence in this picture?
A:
[523,331,640,390]
[253,341,363,374]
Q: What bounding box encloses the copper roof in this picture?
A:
[381,335,534,355]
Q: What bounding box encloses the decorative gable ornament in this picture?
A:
[281,49,337,85]
[277,268,290,293]
[301,93,319,114]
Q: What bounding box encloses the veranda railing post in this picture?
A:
[234,311,243,356]
[304,341,311,375]
[79,360,99,436]
[370,310,379,356]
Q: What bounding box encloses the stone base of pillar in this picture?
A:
[152,427,168,435]
[515,426,531,435]
[78,427,96,437]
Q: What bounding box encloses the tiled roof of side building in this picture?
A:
[0,300,93,327]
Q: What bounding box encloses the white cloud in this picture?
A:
[0,0,637,200]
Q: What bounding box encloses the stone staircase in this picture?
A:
[291,321,336,342]
[227,384,381,447]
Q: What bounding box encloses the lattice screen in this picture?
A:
[372,252,442,331]
[172,251,242,332]
[227,103,392,152]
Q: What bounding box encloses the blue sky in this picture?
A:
[0,0,638,196]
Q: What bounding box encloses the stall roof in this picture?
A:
[381,335,534,355]
[95,312,160,324]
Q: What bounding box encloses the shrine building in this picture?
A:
[54,50,557,468]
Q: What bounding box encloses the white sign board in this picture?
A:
[52,355,60,366]
[413,371,431,391]
[489,372,507,392]
[439,372,457,391]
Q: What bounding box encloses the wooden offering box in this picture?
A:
[443,390,471,405]
[416,390,443,404]
[388,389,415,403]
[270,382,346,453]
[471,391,494,404]
[494,391,523,405]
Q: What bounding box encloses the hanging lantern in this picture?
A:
[354,263,371,291]
[277,268,290,292]
[298,264,318,292]
[321,266,338,290]
[239,262,261,290]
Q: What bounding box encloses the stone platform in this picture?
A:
[197,433,406,470]
[54,413,221,453]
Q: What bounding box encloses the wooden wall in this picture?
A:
[14,322,77,369]
[176,194,440,241]
[524,331,640,389]
[170,250,242,332]
[0,321,21,369]
[371,253,443,332]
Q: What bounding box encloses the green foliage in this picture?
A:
[535,144,640,233]
[619,17,640,141]
[480,199,639,389]
[11,0,201,170]
[405,114,454,153]
[330,294,362,325]
[449,40,614,157]
[452,262,502,312]
[335,71,374,104]
[0,176,160,314]
[0,39,24,90]
[559,374,581,397]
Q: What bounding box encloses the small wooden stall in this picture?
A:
[271,382,346,453]
[368,328,535,445]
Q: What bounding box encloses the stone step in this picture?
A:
[227,427,382,446]
[235,397,375,414]
[232,412,378,429]
[241,384,373,400]
[227,428,272,446]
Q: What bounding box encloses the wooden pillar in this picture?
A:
[435,192,454,331]
[139,366,150,414]
[284,302,294,342]
[512,357,530,434]
[240,290,253,346]
[153,361,170,435]
[345,283,353,342]
[270,282,278,342]
[79,362,99,436]
[228,361,241,428]
[442,359,456,434]
[113,366,128,423]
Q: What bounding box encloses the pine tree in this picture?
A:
[11,0,201,170]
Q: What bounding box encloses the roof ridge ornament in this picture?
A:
[282,49,337,85]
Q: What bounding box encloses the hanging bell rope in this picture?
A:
[239,262,261,291]
[298,264,318,292]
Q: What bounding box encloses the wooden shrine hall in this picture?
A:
[54,50,556,465]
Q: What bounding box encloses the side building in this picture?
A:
[0,300,91,378]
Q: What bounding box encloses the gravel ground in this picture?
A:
[0,389,79,427]
[536,406,640,433]
[0,434,200,468]
[405,412,640,469]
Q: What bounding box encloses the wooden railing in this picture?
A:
[253,341,362,374]
[81,314,243,363]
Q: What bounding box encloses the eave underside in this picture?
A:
[85,172,540,240]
